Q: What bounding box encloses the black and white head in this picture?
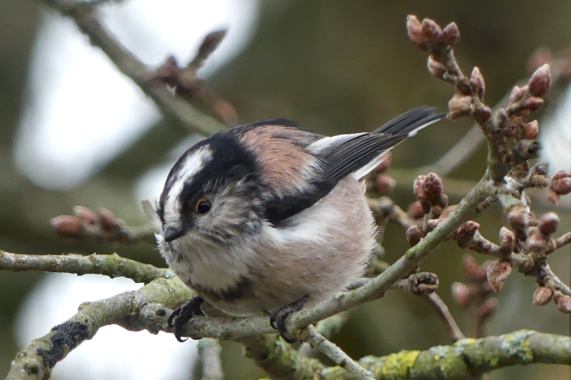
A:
[157,133,264,247]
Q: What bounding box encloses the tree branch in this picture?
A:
[0,251,166,284]
[300,325,374,380]
[349,330,570,380]
[44,0,226,135]
[6,277,192,380]
[424,292,465,342]
[197,338,224,380]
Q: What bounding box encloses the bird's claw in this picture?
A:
[269,295,309,343]
[168,296,204,342]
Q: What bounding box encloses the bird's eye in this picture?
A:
[194,198,211,214]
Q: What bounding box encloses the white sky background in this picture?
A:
[14,1,259,379]
[540,83,571,174]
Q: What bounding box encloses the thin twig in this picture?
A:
[301,325,374,380]
[6,276,193,379]
[425,292,465,341]
[0,251,167,283]
[198,338,224,380]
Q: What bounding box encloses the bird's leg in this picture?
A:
[269,295,309,343]
[168,296,204,342]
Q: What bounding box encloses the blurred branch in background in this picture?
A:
[45,0,228,135]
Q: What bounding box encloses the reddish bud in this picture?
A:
[507,208,527,229]
[531,162,548,176]
[408,201,426,219]
[374,175,395,194]
[509,85,527,103]
[473,105,492,124]
[528,63,551,97]
[486,260,512,293]
[455,221,480,248]
[523,120,539,140]
[556,295,571,313]
[499,227,515,255]
[451,282,472,307]
[374,154,392,173]
[470,66,485,100]
[427,56,446,79]
[463,255,487,283]
[441,22,460,46]
[413,175,427,200]
[406,15,426,47]
[478,298,498,319]
[551,176,571,196]
[553,170,571,180]
[528,230,547,253]
[73,205,97,224]
[421,18,442,42]
[426,218,441,231]
[50,215,83,238]
[422,173,444,204]
[533,287,553,306]
[98,208,120,232]
[406,225,423,246]
[448,94,473,119]
[523,96,544,111]
[538,212,559,236]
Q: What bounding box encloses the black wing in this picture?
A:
[264,107,444,225]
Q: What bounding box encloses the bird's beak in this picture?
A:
[163,226,185,242]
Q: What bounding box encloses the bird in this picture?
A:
[156,106,445,341]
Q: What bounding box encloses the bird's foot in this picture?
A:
[269,295,309,343]
[167,296,204,342]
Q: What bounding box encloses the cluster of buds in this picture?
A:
[506,205,560,253]
[412,172,448,216]
[533,280,571,314]
[493,64,551,169]
[408,173,448,219]
[451,255,500,334]
[548,170,571,204]
[366,154,396,194]
[51,206,128,242]
[148,30,237,124]
[407,15,492,123]
[528,212,559,253]
[406,15,460,56]
[406,173,455,246]
[451,222,514,292]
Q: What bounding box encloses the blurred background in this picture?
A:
[1,0,570,379]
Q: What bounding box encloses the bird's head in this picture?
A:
[158,134,263,248]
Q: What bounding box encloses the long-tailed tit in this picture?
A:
[156,106,444,341]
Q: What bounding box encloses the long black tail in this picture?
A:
[374,106,446,136]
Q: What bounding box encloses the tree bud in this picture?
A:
[528,63,551,97]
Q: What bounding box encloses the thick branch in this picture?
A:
[0,251,166,283]
[6,277,192,380]
[348,330,570,380]
[240,335,323,380]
